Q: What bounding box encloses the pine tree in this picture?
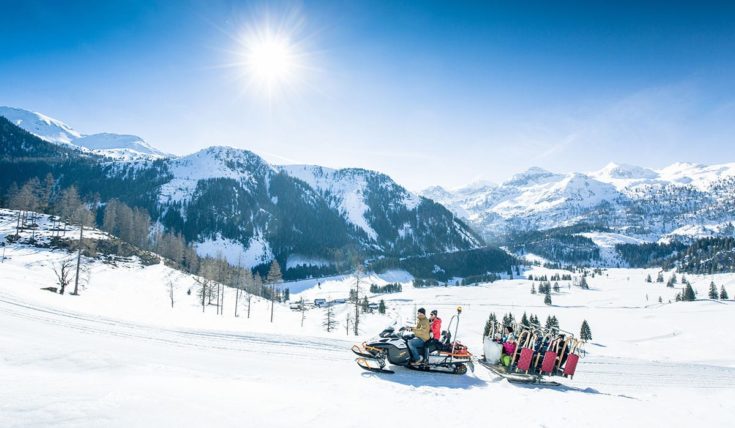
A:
[579,276,589,290]
[675,292,682,302]
[284,288,290,302]
[580,320,592,341]
[378,299,386,314]
[483,313,497,338]
[658,296,662,303]
[683,284,696,301]
[708,281,718,299]
[544,289,552,305]
[502,312,515,326]
[553,282,560,292]
[521,312,529,327]
[656,272,664,283]
[720,286,729,300]
[361,296,370,313]
[531,282,536,294]
[645,274,652,283]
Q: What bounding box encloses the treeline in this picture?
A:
[527,273,573,281]
[482,312,561,336]
[617,238,735,274]
[508,224,605,264]
[369,283,402,294]
[615,241,686,267]
[669,237,735,274]
[369,247,518,281]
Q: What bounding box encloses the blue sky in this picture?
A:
[1,0,735,190]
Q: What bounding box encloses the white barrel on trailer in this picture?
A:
[483,337,502,364]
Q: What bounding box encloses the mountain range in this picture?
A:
[3,105,734,270]
[423,161,735,264]
[0,107,483,273]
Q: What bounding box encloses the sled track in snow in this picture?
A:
[2,292,734,392]
[569,357,735,390]
[0,293,351,362]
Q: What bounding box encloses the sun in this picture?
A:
[244,33,297,90]
[228,9,314,103]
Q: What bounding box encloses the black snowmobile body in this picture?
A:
[352,326,473,375]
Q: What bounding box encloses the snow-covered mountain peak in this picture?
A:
[175,146,274,177]
[593,162,658,180]
[504,166,563,187]
[657,162,735,190]
[0,106,167,160]
[74,133,166,159]
[0,106,82,145]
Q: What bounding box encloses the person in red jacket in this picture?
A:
[423,309,442,362]
[429,309,442,340]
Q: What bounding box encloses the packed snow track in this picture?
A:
[1,292,733,428]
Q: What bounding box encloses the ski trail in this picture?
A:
[0,293,351,362]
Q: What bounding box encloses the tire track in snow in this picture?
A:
[0,294,352,363]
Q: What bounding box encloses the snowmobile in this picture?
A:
[477,321,583,385]
[352,307,474,375]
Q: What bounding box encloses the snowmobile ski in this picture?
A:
[355,357,395,374]
[351,344,379,359]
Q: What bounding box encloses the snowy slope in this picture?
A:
[159,146,270,205]
[0,106,82,145]
[74,133,166,159]
[281,165,381,240]
[0,106,167,160]
[2,210,734,427]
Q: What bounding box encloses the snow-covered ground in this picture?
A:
[1,212,734,427]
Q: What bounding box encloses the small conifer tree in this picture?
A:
[708,282,718,299]
[521,312,529,327]
[580,320,592,341]
[683,284,696,301]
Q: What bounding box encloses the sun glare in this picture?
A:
[245,34,297,89]
[229,9,313,102]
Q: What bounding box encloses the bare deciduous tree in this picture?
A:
[52,258,75,295]
[323,299,337,333]
[266,260,282,323]
[168,281,175,308]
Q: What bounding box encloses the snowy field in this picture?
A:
[1,212,735,427]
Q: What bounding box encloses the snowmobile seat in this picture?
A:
[540,351,557,374]
[563,353,579,378]
[516,348,534,372]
